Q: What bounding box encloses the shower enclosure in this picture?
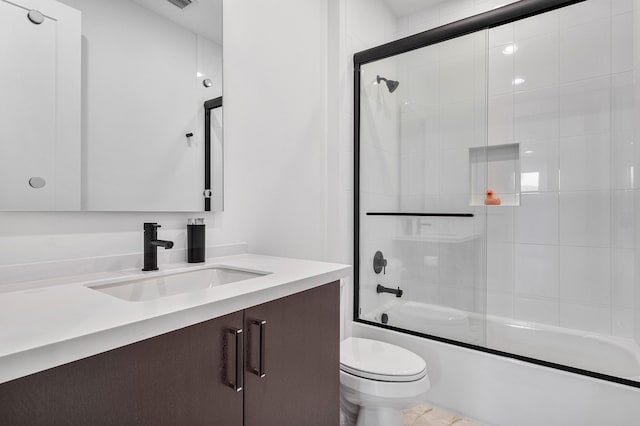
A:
[355,0,640,387]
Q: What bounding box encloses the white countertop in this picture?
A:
[0,254,351,384]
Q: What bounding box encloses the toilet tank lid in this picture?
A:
[340,337,427,381]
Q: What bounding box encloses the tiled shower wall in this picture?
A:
[358,0,639,342]
[392,0,639,340]
[347,0,400,315]
[483,0,638,339]
[393,32,487,316]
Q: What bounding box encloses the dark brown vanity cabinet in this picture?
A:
[244,281,340,426]
[0,282,339,426]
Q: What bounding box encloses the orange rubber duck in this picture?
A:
[485,189,501,205]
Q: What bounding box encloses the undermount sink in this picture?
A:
[88,267,267,302]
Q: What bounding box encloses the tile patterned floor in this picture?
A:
[403,404,478,426]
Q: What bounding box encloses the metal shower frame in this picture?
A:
[353,0,639,389]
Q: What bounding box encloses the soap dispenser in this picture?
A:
[187,218,206,263]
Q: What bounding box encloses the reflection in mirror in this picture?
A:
[0,0,223,212]
[205,97,223,212]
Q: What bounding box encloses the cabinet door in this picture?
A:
[244,282,340,426]
[0,311,244,426]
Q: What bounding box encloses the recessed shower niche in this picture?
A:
[469,143,520,207]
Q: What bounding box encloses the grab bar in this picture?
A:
[367,212,474,217]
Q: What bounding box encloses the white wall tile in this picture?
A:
[361,155,399,197]
[559,77,611,138]
[487,290,514,317]
[487,242,514,293]
[613,248,635,309]
[514,9,558,40]
[488,45,514,96]
[439,101,479,149]
[558,18,611,83]
[612,306,635,338]
[613,190,635,249]
[514,296,559,325]
[559,191,611,247]
[613,0,634,15]
[513,33,559,91]
[400,153,424,197]
[558,133,610,191]
[515,192,558,245]
[514,244,559,299]
[612,72,635,136]
[488,22,514,48]
[559,302,611,334]
[612,13,634,73]
[488,94,514,145]
[439,149,469,195]
[558,0,611,29]
[439,56,479,105]
[520,140,558,192]
[486,206,514,243]
[559,246,611,305]
[402,65,440,108]
[514,87,559,142]
[612,132,636,190]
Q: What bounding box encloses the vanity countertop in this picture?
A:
[0,254,350,384]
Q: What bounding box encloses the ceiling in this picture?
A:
[132,0,223,45]
[380,0,444,18]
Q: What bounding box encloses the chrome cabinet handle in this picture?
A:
[228,328,243,392]
[251,320,267,378]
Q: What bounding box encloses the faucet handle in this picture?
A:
[144,222,161,231]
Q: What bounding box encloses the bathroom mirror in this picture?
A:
[0,0,223,212]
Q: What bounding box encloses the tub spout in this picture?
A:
[377,284,403,298]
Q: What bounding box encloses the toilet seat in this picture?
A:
[340,337,427,382]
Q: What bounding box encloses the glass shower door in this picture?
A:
[358,29,489,346]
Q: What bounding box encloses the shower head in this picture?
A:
[377,75,400,93]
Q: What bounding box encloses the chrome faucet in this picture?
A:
[142,223,174,271]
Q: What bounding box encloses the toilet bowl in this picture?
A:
[340,337,430,426]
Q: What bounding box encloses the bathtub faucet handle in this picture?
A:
[373,251,388,274]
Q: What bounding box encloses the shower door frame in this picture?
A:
[353,0,640,389]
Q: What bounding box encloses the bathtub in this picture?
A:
[369,301,640,380]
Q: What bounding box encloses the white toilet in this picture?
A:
[339,337,431,426]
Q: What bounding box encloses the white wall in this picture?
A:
[223,0,330,261]
[0,0,333,270]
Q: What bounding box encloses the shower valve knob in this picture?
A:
[373,251,387,274]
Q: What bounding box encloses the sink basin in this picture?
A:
[88,267,267,302]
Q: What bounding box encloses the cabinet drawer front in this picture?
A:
[0,312,244,426]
